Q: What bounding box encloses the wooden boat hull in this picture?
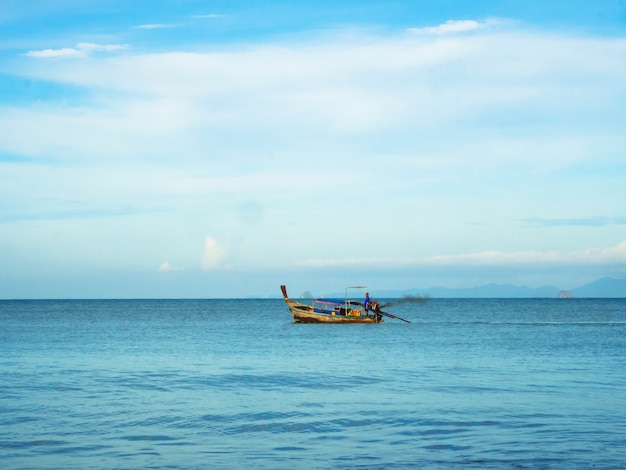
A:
[291,306,382,323]
[281,286,383,324]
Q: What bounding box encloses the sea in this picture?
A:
[1,298,625,469]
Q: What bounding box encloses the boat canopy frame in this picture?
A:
[344,285,367,311]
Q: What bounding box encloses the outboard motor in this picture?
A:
[371,301,381,313]
[370,301,383,322]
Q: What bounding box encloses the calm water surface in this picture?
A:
[1,298,625,469]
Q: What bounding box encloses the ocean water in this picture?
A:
[1,298,625,469]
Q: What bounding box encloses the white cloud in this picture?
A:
[26,42,128,59]
[11,25,625,172]
[78,43,128,53]
[135,23,182,29]
[425,241,626,266]
[158,261,183,272]
[201,237,227,270]
[26,47,85,59]
[408,18,504,35]
[299,240,626,269]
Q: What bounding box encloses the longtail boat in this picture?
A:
[280,285,384,324]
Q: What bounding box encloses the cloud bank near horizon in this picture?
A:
[299,240,626,269]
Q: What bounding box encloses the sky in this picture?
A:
[1,0,626,298]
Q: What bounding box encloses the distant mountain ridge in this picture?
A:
[321,277,625,299]
[570,277,626,298]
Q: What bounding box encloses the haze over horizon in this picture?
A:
[1,1,625,299]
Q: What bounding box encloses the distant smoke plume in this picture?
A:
[381,294,429,308]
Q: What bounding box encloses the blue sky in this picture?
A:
[1,1,625,298]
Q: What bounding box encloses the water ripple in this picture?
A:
[2,298,626,469]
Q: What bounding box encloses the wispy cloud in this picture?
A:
[425,241,626,266]
[407,18,505,35]
[158,261,183,272]
[135,23,183,30]
[521,217,626,227]
[299,240,626,269]
[134,15,224,30]
[0,206,142,223]
[25,42,128,59]
[8,23,623,194]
